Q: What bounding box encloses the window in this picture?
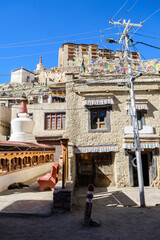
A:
[137,111,145,130]
[29,113,33,119]
[89,107,110,131]
[45,112,65,130]
[43,96,48,103]
[130,110,146,130]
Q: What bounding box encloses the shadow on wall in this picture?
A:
[77,166,113,188]
[145,101,158,118]
[112,96,122,112]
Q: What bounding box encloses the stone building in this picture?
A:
[5,44,160,188]
[58,43,141,69]
[11,93,66,162]
[65,73,160,187]
[11,67,34,84]
[0,105,11,140]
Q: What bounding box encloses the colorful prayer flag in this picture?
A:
[109,64,114,72]
[103,62,108,69]
[90,59,95,64]
[81,58,86,73]
[148,66,152,71]
[84,58,89,64]
[156,63,160,70]
[124,67,128,73]
[100,61,103,67]
[152,65,156,72]
[115,66,120,71]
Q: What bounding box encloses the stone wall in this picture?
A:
[11,102,66,137]
[0,162,53,192]
[65,76,160,187]
[0,106,11,137]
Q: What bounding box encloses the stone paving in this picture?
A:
[0,177,53,216]
[73,186,160,209]
[0,177,160,217]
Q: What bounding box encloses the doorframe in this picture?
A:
[128,150,153,187]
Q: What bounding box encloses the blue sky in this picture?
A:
[0,0,160,83]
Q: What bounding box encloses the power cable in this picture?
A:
[128,7,160,42]
[0,27,118,47]
[0,50,58,60]
[119,0,138,22]
[111,0,130,20]
[130,41,160,50]
[135,0,154,22]
[0,33,121,49]
[128,3,159,40]
[130,42,160,79]
[139,29,160,36]
[134,32,160,40]
[141,8,160,23]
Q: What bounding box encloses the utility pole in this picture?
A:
[109,19,145,207]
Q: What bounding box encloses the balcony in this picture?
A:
[124,125,154,134]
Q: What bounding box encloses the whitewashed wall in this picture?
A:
[0,162,53,192]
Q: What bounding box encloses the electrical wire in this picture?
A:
[0,33,121,49]
[134,32,160,40]
[0,50,59,60]
[135,0,154,22]
[111,0,130,20]
[139,29,160,36]
[0,32,123,60]
[130,41,160,50]
[0,27,118,47]
[130,7,160,38]
[119,0,138,22]
[130,38,160,78]
[128,2,158,39]
[141,8,160,23]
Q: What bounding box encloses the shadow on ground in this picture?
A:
[0,175,53,196]
[0,200,52,216]
[73,187,137,210]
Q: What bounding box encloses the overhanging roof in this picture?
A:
[0,140,55,153]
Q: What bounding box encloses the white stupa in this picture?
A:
[36,56,45,71]
[9,100,37,143]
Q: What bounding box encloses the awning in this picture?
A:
[123,140,159,149]
[75,144,118,153]
[126,101,148,110]
[83,97,114,106]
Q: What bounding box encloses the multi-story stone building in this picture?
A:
[3,44,160,188]
[58,43,142,70]
[10,83,66,162]
[65,73,160,187]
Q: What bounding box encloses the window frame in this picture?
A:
[129,110,147,130]
[87,105,111,132]
[44,112,65,130]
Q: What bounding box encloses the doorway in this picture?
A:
[76,152,114,187]
[132,152,151,187]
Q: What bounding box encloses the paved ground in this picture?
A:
[0,177,53,216]
[0,180,160,239]
[0,179,160,216]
